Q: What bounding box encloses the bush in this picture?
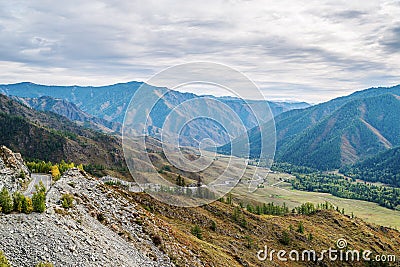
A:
[13,191,25,213]
[279,231,291,245]
[0,250,10,267]
[297,222,304,234]
[22,196,33,214]
[210,220,217,231]
[151,235,162,246]
[191,225,203,240]
[50,165,61,181]
[0,187,13,214]
[19,170,26,179]
[61,194,74,209]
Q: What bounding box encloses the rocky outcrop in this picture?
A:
[0,168,173,267]
[0,145,30,193]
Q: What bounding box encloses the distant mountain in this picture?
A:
[14,96,121,134]
[341,146,400,187]
[0,94,126,176]
[0,82,310,146]
[219,85,400,170]
[278,93,400,169]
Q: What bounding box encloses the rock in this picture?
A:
[0,145,30,193]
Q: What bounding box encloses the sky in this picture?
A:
[0,0,400,103]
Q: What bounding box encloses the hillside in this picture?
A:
[220,85,400,170]
[1,165,399,266]
[0,94,126,177]
[14,96,121,134]
[277,94,400,169]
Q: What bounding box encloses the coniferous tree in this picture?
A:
[32,181,46,213]
[0,187,13,214]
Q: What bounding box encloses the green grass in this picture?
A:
[232,171,400,228]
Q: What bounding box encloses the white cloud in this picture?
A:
[0,0,399,102]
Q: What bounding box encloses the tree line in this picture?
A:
[0,181,47,214]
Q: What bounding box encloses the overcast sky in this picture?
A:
[0,0,400,103]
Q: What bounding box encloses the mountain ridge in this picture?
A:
[219,85,400,170]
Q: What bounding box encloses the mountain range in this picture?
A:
[0,93,126,177]
[1,81,399,174]
[220,85,400,170]
[0,82,309,147]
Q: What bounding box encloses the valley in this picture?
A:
[0,82,400,266]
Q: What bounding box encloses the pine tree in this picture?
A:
[22,196,33,214]
[191,225,203,239]
[50,165,61,180]
[0,187,13,214]
[297,222,305,234]
[32,181,46,213]
[13,191,25,213]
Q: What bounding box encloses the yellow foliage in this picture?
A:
[51,165,61,179]
[77,164,84,171]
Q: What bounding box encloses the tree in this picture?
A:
[279,231,291,245]
[0,187,13,214]
[210,220,217,231]
[176,175,185,187]
[13,191,25,213]
[191,225,203,240]
[50,165,60,180]
[297,222,305,234]
[32,181,46,213]
[61,194,74,209]
[77,164,84,171]
[22,196,33,214]
[0,250,10,267]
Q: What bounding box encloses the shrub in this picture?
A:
[61,194,74,209]
[245,235,253,248]
[191,225,203,240]
[97,213,105,222]
[0,250,10,267]
[19,170,26,179]
[0,187,13,214]
[32,181,46,213]
[210,220,217,231]
[35,262,54,267]
[279,231,291,245]
[151,235,162,246]
[22,197,33,214]
[50,165,61,180]
[13,191,25,213]
[297,222,304,234]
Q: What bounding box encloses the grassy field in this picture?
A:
[131,143,400,229]
[232,168,400,229]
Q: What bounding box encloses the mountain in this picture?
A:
[0,82,310,147]
[219,85,400,170]
[1,160,400,266]
[14,96,121,134]
[341,146,400,187]
[278,93,400,169]
[0,94,126,177]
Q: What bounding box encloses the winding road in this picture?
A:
[24,173,52,197]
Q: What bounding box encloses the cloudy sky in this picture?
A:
[0,0,400,103]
